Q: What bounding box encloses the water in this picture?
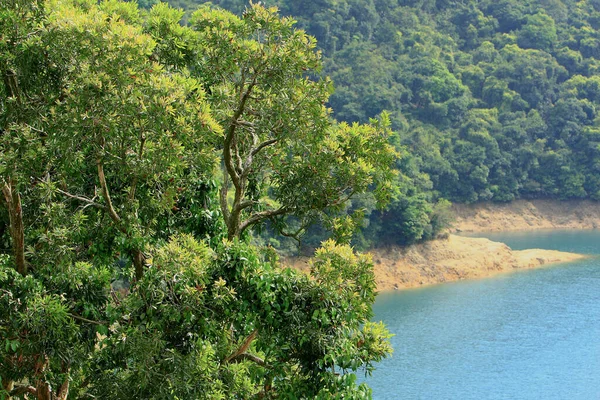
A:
[366,230,600,400]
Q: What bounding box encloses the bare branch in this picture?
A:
[240,207,288,234]
[251,139,279,158]
[279,226,305,246]
[222,327,268,368]
[68,312,107,326]
[25,124,47,136]
[234,119,255,129]
[56,187,105,210]
[229,352,270,368]
[224,330,257,363]
[241,138,279,178]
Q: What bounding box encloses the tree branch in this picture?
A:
[10,385,37,397]
[2,178,27,275]
[240,207,288,234]
[97,159,122,225]
[68,313,107,326]
[224,77,258,190]
[251,138,279,158]
[242,138,279,177]
[237,199,255,211]
[330,189,357,207]
[56,187,105,210]
[279,225,305,246]
[3,69,21,104]
[220,167,231,223]
[224,330,257,363]
[97,158,146,280]
[229,352,270,368]
[234,119,255,129]
[25,124,47,136]
[129,131,146,201]
[232,135,244,175]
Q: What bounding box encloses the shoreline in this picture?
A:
[286,199,595,292]
[451,199,600,233]
[369,234,586,292]
[285,234,586,292]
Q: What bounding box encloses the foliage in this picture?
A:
[168,0,600,247]
[0,0,393,398]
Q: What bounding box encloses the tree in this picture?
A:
[516,12,558,52]
[1,1,394,398]
[172,4,397,240]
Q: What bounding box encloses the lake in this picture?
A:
[365,230,600,399]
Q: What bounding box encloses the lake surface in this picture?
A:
[365,230,600,399]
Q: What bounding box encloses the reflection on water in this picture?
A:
[366,230,600,400]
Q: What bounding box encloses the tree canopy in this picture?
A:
[0,0,394,398]
[163,0,600,247]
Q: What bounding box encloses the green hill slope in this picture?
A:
[160,0,600,245]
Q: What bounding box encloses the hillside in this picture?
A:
[160,0,600,248]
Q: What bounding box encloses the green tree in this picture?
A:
[517,12,558,51]
[0,1,394,398]
[178,4,397,240]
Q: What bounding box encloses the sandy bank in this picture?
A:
[452,199,600,233]
[367,235,585,291]
[286,234,586,292]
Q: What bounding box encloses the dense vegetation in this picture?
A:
[6,0,600,395]
[0,0,395,398]
[160,0,600,247]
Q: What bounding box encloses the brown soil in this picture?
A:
[286,200,597,292]
[451,199,600,232]
[285,234,586,292]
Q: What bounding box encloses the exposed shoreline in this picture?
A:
[287,200,594,292]
[368,234,586,291]
[287,234,586,292]
[451,199,600,233]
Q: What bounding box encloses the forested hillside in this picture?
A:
[158,0,600,246]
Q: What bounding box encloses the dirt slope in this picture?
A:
[451,199,600,232]
[287,200,594,292]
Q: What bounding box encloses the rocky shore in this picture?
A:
[368,234,585,291]
[287,200,596,291]
[451,199,600,232]
[286,234,585,292]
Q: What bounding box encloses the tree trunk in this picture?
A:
[132,249,144,281]
[2,179,27,275]
[226,211,241,240]
[35,380,51,400]
[56,366,70,400]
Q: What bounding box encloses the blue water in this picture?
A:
[366,230,600,400]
